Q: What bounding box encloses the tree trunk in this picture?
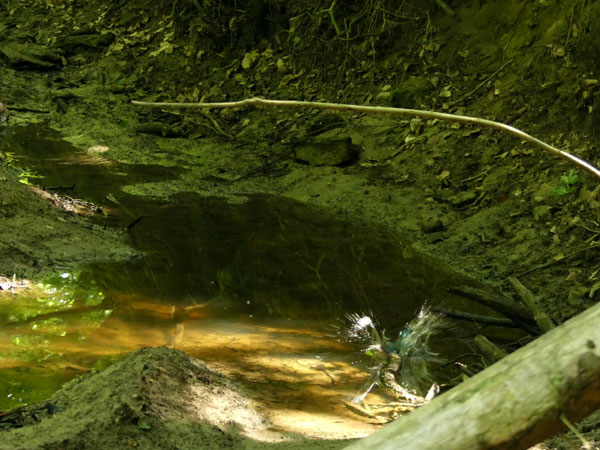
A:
[344,302,600,450]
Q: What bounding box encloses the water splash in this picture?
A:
[340,304,448,402]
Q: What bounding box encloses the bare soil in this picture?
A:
[0,347,350,449]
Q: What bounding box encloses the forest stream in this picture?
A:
[0,124,493,442]
[3,0,600,447]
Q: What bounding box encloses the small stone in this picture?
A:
[375,91,392,101]
[87,145,110,154]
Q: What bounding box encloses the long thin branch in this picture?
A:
[439,308,521,328]
[131,97,600,180]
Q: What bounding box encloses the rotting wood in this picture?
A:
[473,334,508,363]
[508,276,555,333]
[343,301,600,450]
[131,97,600,180]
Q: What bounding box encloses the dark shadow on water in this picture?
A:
[1,123,473,327]
[86,192,471,327]
[0,123,181,202]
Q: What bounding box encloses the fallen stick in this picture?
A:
[131,97,600,180]
[440,308,520,328]
[434,0,456,16]
[508,276,555,333]
[473,334,508,363]
[447,285,538,334]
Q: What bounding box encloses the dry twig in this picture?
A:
[132,97,600,180]
[508,276,555,332]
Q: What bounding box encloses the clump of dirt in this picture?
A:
[0,347,349,450]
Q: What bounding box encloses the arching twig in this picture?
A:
[131,97,600,180]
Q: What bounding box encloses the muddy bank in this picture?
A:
[0,347,350,450]
[0,160,137,278]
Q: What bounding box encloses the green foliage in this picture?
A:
[0,151,44,185]
[554,169,579,196]
[18,168,42,185]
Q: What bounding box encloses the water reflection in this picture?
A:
[0,280,390,437]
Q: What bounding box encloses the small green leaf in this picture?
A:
[553,185,568,196]
[565,170,578,184]
[554,170,579,196]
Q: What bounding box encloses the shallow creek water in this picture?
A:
[0,124,476,437]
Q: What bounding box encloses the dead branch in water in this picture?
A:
[131,97,600,180]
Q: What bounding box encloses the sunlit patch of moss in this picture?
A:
[1,151,15,165]
[1,270,110,361]
[1,271,108,327]
[17,168,44,185]
[0,269,116,409]
[31,317,67,336]
[9,334,57,363]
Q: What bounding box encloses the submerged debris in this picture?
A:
[0,274,29,292]
[28,185,107,216]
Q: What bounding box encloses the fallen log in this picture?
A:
[344,301,600,450]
